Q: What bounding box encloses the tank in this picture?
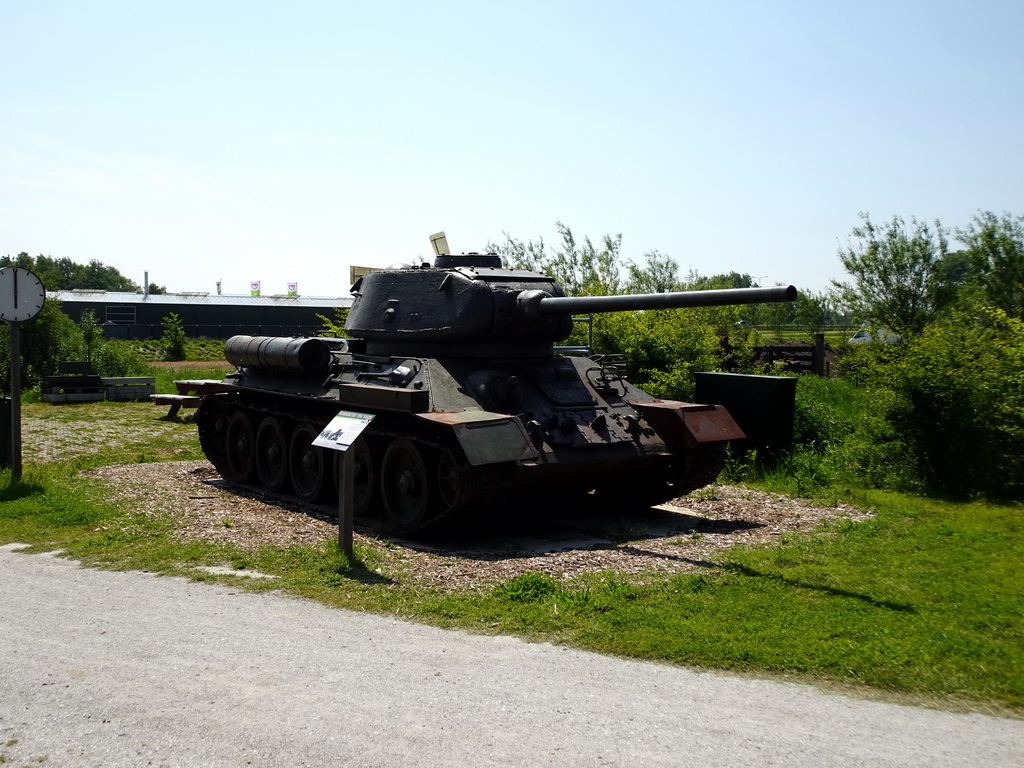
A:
[194,252,797,533]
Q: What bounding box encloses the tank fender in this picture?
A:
[415,411,539,466]
[629,400,745,451]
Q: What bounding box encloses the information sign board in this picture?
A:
[313,410,375,451]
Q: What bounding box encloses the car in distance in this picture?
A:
[849,328,900,343]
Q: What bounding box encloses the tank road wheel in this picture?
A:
[334,438,376,517]
[289,423,331,502]
[224,410,256,482]
[437,449,465,511]
[196,396,229,469]
[380,439,436,532]
[255,416,290,493]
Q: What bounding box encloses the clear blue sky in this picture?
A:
[2,1,1022,297]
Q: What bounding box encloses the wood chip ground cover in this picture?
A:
[86,460,870,591]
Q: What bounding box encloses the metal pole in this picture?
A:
[10,322,22,480]
[338,447,354,559]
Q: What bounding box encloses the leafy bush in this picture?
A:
[316,308,349,337]
[724,444,840,496]
[591,308,724,400]
[160,312,187,361]
[78,310,103,364]
[91,342,150,377]
[792,375,863,450]
[727,371,922,495]
[770,308,1024,499]
[0,300,82,394]
[862,308,1024,499]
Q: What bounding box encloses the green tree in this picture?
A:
[547,222,622,295]
[591,307,724,401]
[487,222,623,296]
[486,232,547,272]
[1,253,143,292]
[80,259,138,291]
[832,213,953,336]
[161,312,187,361]
[0,300,82,394]
[684,271,759,290]
[78,310,103,364]
[792,290,831,336]
[623,250,683,294]
[854,307,1024,499]
[317,307,350,336]
[758,297,793,338]
[956,210,1024,318]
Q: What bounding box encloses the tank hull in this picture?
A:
[195,338,744,533]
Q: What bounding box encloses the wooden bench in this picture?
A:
[41,361,105,403]
[102,376,156,402]
[153,394,202,419]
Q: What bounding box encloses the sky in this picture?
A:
[2,1,1022,298]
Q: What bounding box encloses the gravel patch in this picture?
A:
[85,460,871,590]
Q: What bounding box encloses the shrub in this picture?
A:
[792,375,862,450]
[0,300,82,394]
[91,342,150,377]
[160,313,187,361]
[78,309,103,364]
[592,308,724,400]
[317,308,349,337]
[839,308,1024,499]
[878,309,1023,498]
[727,373,921,495]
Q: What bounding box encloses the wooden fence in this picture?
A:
[727,334,832,376]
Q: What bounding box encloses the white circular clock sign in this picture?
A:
[0,267,46,322]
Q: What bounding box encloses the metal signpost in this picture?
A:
[0,268,47,480]
[312,410,375,558]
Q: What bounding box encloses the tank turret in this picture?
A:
[194,247,797,534]
[345,253,795,357]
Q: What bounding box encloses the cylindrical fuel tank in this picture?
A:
[224,335,335,376]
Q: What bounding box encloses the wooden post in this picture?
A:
[338,446,355,559]
[812,333,826,376]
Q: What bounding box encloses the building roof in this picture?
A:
[47,290,353,309]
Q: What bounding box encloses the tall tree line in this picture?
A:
[0,252,165,294]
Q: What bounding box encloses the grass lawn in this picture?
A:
[2,396,1021,716]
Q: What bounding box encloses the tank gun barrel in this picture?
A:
[518,284,797,320]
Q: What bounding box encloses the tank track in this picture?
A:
[195,391,514,534]
[196,392,728,535]
[671,444,728,497]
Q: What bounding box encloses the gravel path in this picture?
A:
[2,543,1021,767]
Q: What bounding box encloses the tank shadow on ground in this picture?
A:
[400,499,763,561]
[204,477,763,562]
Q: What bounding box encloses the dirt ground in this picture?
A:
[87,460,870,590]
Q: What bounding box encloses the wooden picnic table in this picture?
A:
[154,379,235,418]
